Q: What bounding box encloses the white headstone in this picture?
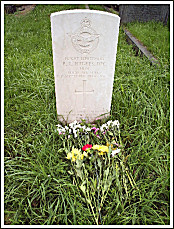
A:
[50,10,120,123]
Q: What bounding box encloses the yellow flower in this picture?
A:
[66,147,81,162]
[80,154,84,160]
[83,151,88,157]
[66,152,72,160]
[107,142,117,150]
[98,145,109,153]
[98,151,105,156]
[72,147,81,155]
[92,145,100,151]
[92,145,109,154]
[75,151,88,161]
[72,154,77,162]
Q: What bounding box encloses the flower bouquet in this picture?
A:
[56,119,137,225]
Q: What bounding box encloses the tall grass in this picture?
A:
[4,4,170,225]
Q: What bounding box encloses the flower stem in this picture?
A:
[94,159,102,225]
[82,163,98,225]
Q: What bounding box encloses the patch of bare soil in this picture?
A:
[15,4,36,16]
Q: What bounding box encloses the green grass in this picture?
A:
[125,20,170,68]
[88,4,107,11]
[4,4,170,225]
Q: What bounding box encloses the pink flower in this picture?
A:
[82,144,92,151]
[91,127,99,134]
[94,128,99,134]
[91,127,97,131]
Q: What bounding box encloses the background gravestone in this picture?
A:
[119,4,170,25]
[50,10,120,123]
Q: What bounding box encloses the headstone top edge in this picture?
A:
[50,9,120,19]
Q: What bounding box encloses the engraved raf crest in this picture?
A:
[70,18,100,54]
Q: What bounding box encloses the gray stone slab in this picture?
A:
[123,28,160,66]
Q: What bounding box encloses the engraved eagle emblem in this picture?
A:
[70,18,100,54]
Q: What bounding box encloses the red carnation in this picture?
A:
[82,144,92,151]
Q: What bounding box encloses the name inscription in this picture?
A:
[56,56,107,78]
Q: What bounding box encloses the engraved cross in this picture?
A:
[75,80,94,109]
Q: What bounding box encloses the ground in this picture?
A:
[15,4,36,17]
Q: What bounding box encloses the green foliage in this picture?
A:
[4,4,170,225]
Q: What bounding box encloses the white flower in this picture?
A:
[81,125,87,131]
[69,120,78,128]
[61,128,66,133]
[57,128,62,134]
[74,124,81,129]
[72,128,79,138]
[100,124,107,132]
[56,124,63,128]
[107,120,112,126]
[86,127,91,132]
[57,124,64,134]
[111,148,121,157]
[74,132,78,138]
[112,120,120,128]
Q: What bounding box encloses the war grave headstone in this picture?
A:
[50,10,120,123]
